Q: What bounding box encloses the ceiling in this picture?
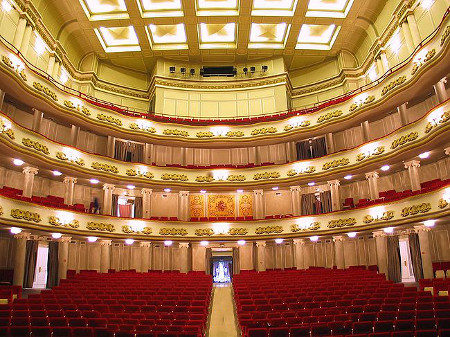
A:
[35,0,386,73]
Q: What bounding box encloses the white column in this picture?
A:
[253,189,265,220]
[22,166,38,198]
[107,136,115,158]
[326,133,334,153]
[407,13,421,46]
[13,17,27,49]
[365,171,380,200]
[290,186,301,216]
[293,239,305,270]
[31,108,43,132]
[373,231,388,278]
[397,103,408,126]
[58,236,71,282]
[140,242,151,273]
[178,191,190,221]
[63,177,77,206]
[380,51,389,73]
[404,160,421,191]
[361,120,370,142]
[375,57,384,76]
[102,184,115,215]
[328,180,341,211]
[401,20,414,54]
[141,188,152,219]
[100,240,111,273]
[334,235,345,269]
[70,125,80,147]
[47,55,55,76]
[178,243,189,273]
[13,232,30,286]
[19,23,33,56]
[256,241,266,272]
[414,225,434,279]
[433,78,448,103]
[52,60,60,80]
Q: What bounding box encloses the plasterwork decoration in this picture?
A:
[163,129,189,137]
[253,172,280,180]
[411,49,436,75]
[438,198,448,209]
[349,95,375,112]
[251,127,277,136]
[0,120,14,139]
[317,110,343,123]
[122,225,152,235]
[2,55,27,81]
[228,228,248,235]
[32,82,57,101]
[363,211,394,224]
[10,209,41,223]
[227,175,246,182]
[441,26,450,46]
[195,176,214,183]
[287,166,315,177]
[195,228,214,236]
[401,203,432,217]
[322,158,350,171]
[381,76,407,96]
[291,222,320,232]
[327,218,356,228]
[356,146,385,162]
[125,169,154,179]
[161,173,188,181]
[63,100,91,116]
[91,162,119,174]
[129,123,156,133]
[255,225,283,235]
[196,131,214,138]
[284,120,311,131]
[208,195,235,218]
[48,216,79,228]
[425,110,449,133]
[0,206,3,216]
[159,228,188,236]
[190,194,205,218]
[390,131,419,149]
[155,77,286,90]
[226,131,244,137]
[238,194,253,217]
[96,114,122,126]
[55,151,85,166]
[86,222,115,232]
[22,138,49,155]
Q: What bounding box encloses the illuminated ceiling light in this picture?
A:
[87,236,98,242]
[344,175,352,180]
[125,238,135,245]
[296,24,341,50]
[147,24,187,50]
[13,158,24,166]
[90,179,99,184]
[236,189,243,193]
[200,240,209,246]
[2,0,12,11]
[137,0,183,17]
[52,171,62,176]
[94,26,141,53]
[164,188,171,193]
[308,182,315,186]
[52,233,62,239]
[424,220,436,227]
[310,236,319,242]
[199,23,236,49]
[200,190,207,194]
[10,227,22,234]
[237,240,246,245]
[252,0,298,16]
[80,0,129,20]
[306,0,354,18]
[249,23,290,49]
[274,238,284,244]
[347,232,357,238]
[419,152,430,159]
[127,185,135,190]
[164,240,173,246]
[383,227,394,234]
[381,165,390,171]
[196,0,239,16]
[272,187,279,191]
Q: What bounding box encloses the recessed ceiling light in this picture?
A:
[274,238,284,244]
[164,240,173,246]
[237,240,246,245]
[236,189,243,193]
[125,239,134,245]
[310,236,319,242]
[347,232,357,238]
[424,220,435,227]
[52,233,62,239]
[127,185,135,190]
[200,190,207,194]
[272,187,279,191]
[383,227,394,234]
[200,240,209,246]
[381,165,390,171]
[10,227,22,234]
[90,179,99,184]
[419,152,430,159]
[52,171,62,176]
[87,236,98,242]
[344,175,353,180]
[13,159,24,166]
[308,182,315,186]
[164,188,171,193]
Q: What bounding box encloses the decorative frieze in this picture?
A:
[63,100,91,116]
[251,127,277,136]
[195,176,214,183]
[441,26,450,46]
[163,129,189,137]
[349,95,375,112]
[322,158,350,171]
[86,222,115,232]
[287,166,315,177]
[255,225,283,235]
[194,228,214,236]
[2,55,27,81]
[161,173,188,181]
[55,151,85,166]
[401,203,432,217]
[390,131,419,149]
[32,82,57,101]
[363,211,394,224]
[96,114,122,126]
[10,209,41,223]
[226,131,244,137]
[411,49,436,75]
[317,110,343,123]
[125,169,154,179]
[438,198,449,209]
[327,218,356,229]
[122,225,152,235]
[129,123,156,133]
[284,120,310,131]
[22,138,49,154]
[228,228,248,235]
[381,76,407,96]
[356,146,385,162]
[196,131,214,138]
[48,216,79,228]
[227,175,246,182]
[253,172,280,180]
[0,119,14,139]
[291,222,320,232]
[159,228,188,236]
[425,110,449,133]
[91,162,119,173]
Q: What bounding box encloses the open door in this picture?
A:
[399,238,415,283]
[32,244,49,289]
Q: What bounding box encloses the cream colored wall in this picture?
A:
[151,192,179,218]
[264,190,292,216]
[430,224,450,263]
[239,243,254,271]
[192,245,206,272]
[0,233,15,269]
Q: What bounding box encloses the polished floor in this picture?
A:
[208,283,240,337]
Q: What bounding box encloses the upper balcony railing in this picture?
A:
[1,8,448,126]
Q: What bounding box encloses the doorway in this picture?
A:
[211,256,233,283]
[399,238,415,283]
[32,244,49,289]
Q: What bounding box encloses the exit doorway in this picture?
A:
[399,238,415,283]
[32,243,49,289]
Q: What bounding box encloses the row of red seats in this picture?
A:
[420,278,450,292]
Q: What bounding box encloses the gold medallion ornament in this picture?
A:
[22,138,49,155]
[91,162,119,173]
[284,120,310,131]
[48,216,79,228]
[194,228,214,236]
[425,110,449,133]
[328,218,356,228]
[2,55,27,81]
[438,198,449,209]
[251,127,277,136]
[411,49,436,75]
[441,26,450,46]
[255,225,283,235]
[10,209,41,223]
[253,172,280,180]
[363,211,394,224]
[381,76,407,96]
[55,151,85,166]
[227,175,246,182]
[161,173,188,181]
[86,222,115,232]
[96,114,122,126]
[322,158,349,171]
[390,131,419,149]
[63,100,91,116]
[349,95,375,112]
[287,166,315,176]
[317,110,343,123]
[228,228,248,235]
[125,169,154,179]
[129,123,156,133]
[0,119,14,140]
[32,82,57,101]
[163,129,189,137]
[195,176,214,183]
[159,228,188,236]
[291,222,320,232]
[226,131,244,137]
[401,203,431,217]
[196,131,214,138]
[122,225,152,235]
[356,146,385,162]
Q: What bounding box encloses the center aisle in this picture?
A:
[207,284,240,337]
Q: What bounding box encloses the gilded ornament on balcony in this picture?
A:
[287,166,315,177]
[159,228,188,236]
[91,162,119,173]
[356,146,385,162]
[32,82,58,101]
[86,222,115,232]
[228,228,248,235]
[0,120,14,140]
[363,211,394,224]
[96,114,122,126]
[441,26,450,46]
[55,151,85,166]
[125,169,154,179]
[251,127,277,136]
[129,123,156,133]
[10,209,41,223]
[63,100,91,116]
[381,76,407,96]
[227,175,246,182]
[438,198,449,209]
[390,131,419,149]
[0,205,3,216]
[253,172,280,180]
[327,218,356,229]
[284,120,311,131]
[48,216,79,228]
[411,49,436,75]
[317,110,343,123]
[161,173,188,181]
[195,176,214,183]
[22,138,49,155]
[196,131,214,138]
[349,95,375,112]
[195,228,215,236]
[322,158,350,171]
[425,110,449,133]
[255,225,283,235]
[291,222,320,232]
[401,203,432,217]
[2,55,27,81]
[226,131,244,137]
[122,225,152,235]
[163,129,189,137]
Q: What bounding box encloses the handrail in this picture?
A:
[0,7,448,125]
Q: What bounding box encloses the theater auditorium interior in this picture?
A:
[0,0,449,336]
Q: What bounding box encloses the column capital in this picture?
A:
[372,230,386,238]
[445,147,450,156]
[290,186,301,192]
[14,232,31,240]
[365,171,379,180]
[253,189,264,196]
[179,242,189,249]
[404,160,420,169]
[141,188,153,196]
[140,242,152,248]
[333,235,345,242]
[438,77,447,84]
[59,236,72,243]
[103,183,115,191]
[327,179,340,187]
[293,239,305,245]
[99,240,112,246]
[22,166,38,175]
[414,225,432,233]
[179,191,189,197]
[63,176,77,184]
[256,240,266,247]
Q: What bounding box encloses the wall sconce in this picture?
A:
[180,67,186,75]
[169,66,175,73]
[190,68,195,76]
[262,65,268,72]
[250,66,256,74]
